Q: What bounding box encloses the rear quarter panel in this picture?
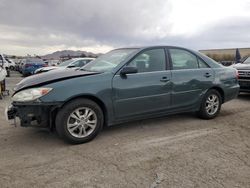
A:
[213,67,239,102]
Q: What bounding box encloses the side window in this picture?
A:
[127,49,166,73]
[71,61,79,67]
[78,60,87,67]
[169,49,198,70]
[198,58,209,68]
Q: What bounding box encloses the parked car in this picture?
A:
[0,54,10,77]
[232,56,250,92]
[21,58,47,76]
[6,46,239,144]
[15,60,21,71]
[5,58,16,70]
[0,66,7,82]
[18,59,26,73]
[34,58,95,74]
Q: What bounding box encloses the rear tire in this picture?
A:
[197,89,222,119]
[56,99,104,144]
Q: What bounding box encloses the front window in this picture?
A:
[81,49,137,72]
[243,57,250,64]
[127,48,166,72]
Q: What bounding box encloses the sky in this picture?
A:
[0,0,250,55]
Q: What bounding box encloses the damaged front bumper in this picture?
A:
[5,102,62,128]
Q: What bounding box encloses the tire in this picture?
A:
[56,99,104,144]
[197,89,222,119]
[10,66,14,71]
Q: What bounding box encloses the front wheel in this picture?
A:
[56,99,104,144]
[197,89,222,119]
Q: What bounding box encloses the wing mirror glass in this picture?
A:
[120,66,138,76]
[67,65,76,68]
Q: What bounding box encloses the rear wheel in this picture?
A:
[197,89,222,119]
[56,99,104,144]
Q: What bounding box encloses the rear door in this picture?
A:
[112,48,172,119]
[168,48,214,109]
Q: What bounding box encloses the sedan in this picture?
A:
[34,58,95,74]
[6,46,239,144]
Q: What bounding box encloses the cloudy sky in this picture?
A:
[0,0,250,55]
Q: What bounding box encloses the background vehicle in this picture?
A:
[34,58,95,74]
[5,58,16,70]
[18,59,26,73]
[7,46,239,144]
[0,54,10,77]
[0,66,7,82]
[232,56,250,92]
[21,58,47,76]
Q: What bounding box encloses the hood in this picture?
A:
[39,66,59,71]
[14,69,99,92]
[232,63,250,70]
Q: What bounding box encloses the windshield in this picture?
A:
[81,49,137,72]
[58,59,74,67]
[243,57,250,64]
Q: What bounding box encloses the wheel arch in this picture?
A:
[209,86,225,103]
[52,94,108,129]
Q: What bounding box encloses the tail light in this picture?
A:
[43,64,48,67]
[235,69,239,79]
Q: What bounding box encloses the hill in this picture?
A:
[42,50,102,59]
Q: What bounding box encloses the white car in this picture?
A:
[0,54,9,70]
[0,54,10,77]
[0,66,7,82]
[5,58,16,70]
[34,58,95,74]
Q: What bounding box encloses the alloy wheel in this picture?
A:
[205,94,219,115]
[67,107,97,138]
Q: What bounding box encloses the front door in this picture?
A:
[112,48,172,119]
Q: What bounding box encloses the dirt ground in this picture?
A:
[0,71,250,188]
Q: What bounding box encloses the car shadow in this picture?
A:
[103,112,197,131]
[9,112,197,146]
[238,92,250,100]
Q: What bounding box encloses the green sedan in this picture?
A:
[6,46,239,144]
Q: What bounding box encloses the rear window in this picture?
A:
[26,59,44,64]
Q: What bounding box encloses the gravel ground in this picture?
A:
[0,71,249,188]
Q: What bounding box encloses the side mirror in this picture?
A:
[120,66,138,76]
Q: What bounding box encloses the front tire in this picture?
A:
[198,89,222,119]
[56,99,104,144]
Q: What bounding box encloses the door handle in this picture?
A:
[160,76,170,82]
[204,73,212,78]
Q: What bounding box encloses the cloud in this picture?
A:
[0,0,249,55]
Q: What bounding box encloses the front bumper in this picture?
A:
[239,79,250,92]
[5,105,17,120]
[5,102,61,128]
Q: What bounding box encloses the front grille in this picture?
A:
[238,70,250,78]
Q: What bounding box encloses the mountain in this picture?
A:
[42,50,102,59]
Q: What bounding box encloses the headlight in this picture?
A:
[12,88,53,102]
